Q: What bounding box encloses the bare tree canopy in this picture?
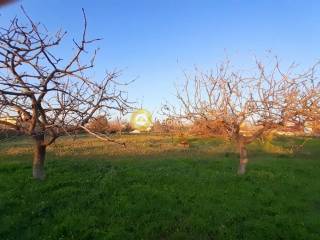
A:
[164,58,320,174]
[0,8,132,179]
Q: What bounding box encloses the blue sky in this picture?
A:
[1,0,319,116]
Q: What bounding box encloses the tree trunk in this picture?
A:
[33,136,46,180]
[237,141,248,175]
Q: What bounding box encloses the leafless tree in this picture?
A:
[164,58,319,174]
[0,8,132,179]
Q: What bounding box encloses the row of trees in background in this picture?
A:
[3,113,319,137]
[86,116,132,134]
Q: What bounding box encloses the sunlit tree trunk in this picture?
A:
[33,135,46,180]
[237,140,248,175]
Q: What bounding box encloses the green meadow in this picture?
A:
[0,135,320,240]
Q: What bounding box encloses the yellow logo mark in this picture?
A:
[130,109,152,131]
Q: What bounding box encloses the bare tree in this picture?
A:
[164,58,319,174]
[0,8,132,180]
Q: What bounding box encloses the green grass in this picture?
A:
[0,135,320,240]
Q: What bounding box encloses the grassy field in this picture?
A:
[0,134,320,240]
